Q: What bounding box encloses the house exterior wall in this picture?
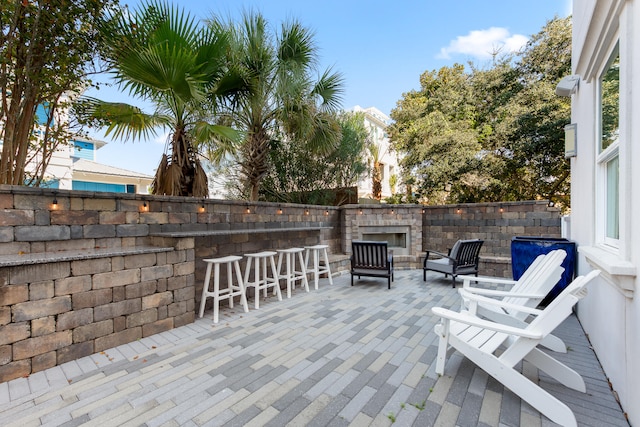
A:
[570,0,639,424]
[352,106,400,200]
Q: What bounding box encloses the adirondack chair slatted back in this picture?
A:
[452,240,484,268]
[500,270,600,366]
[503,249,566,310]
[352,241,389,270]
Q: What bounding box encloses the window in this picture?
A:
[73,141,95,160]
[597,46,620,245]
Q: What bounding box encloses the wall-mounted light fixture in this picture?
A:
[499,204,504,213]
[390,209,395,215]
[564,123,577,158]
[278,208,283,215]
[51,194,58,210]
[304,209,309,215]
[141,201,149,212]
[555,74,580,97]
[199,201,206,213]
[358,209,363,215]
[245,205,251,214]
[456,208,462,214]
[324,210,329,216]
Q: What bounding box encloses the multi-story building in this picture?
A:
[352,105,401,201]
[568,1,639,424]
[1,103,152,194]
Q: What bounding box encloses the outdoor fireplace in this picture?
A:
[360,225,410,255]
[342,206,423,266]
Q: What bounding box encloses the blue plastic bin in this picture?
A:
[510,236,577,306]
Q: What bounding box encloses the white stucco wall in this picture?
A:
[352,106,400,200]
[571,1,639,424]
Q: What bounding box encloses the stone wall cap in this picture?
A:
[151,226,332,237]
[0,246,174,267]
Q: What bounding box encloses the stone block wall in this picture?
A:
[341,204,423,269]
[0,246,193,382]
[422,201,562,278]
[0,186,562,381]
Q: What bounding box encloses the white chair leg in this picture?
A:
[212,262,221,323]
[269,254,282,301]
[540,333,567,353]
[234,260,249,313]
[322,247,333,285]
[525,348,586,392]
[297,251,309,292]
[199,262,213,318]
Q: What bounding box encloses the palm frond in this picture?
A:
[278,20,316,68]
[77,97,161,142]
[312,68,345,112]
[192,160,209,197]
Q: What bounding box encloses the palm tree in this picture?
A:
[80,1,237,197]
[210,11,344,201]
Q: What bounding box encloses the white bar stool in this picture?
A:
[304,244,333,289]
[243,251,282,309]
[199,255,248,323]
[276,247,309,298]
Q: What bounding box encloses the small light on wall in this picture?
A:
[305,209,309,215]
[456,208,462,214]
[199,202,206,213]
[499,205,504,213]
[390,209,395,215]
[564,123,577,158]
[278,208,283,215]
[324,210,329,216]
[141,201,149,212]
[51,195,58,210]
[245,205,251,214]
[548,200,556,208]
[422,208,425,214]
[358,209,363,215]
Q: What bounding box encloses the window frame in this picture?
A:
[595,44,620,250]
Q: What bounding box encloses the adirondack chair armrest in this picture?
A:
[460,275,517,288]
[459,287,547,299]
[431,307,543,339]
[459,289,545,316]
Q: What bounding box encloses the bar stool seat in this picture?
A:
[244,251,282,309]
[304,244,333,289]
[276,247,309,298]
[199,255,248,323]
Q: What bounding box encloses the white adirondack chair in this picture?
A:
[432,270,601,427]
[458,249,567,352]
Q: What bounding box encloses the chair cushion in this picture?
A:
[425,258,454,274]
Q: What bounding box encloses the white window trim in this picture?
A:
[581,37,636,298]
[595,143,619,248]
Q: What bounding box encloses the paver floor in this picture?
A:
[0,270,629,426]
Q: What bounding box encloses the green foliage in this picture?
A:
[389,16,572,205]
[77,0,238,197]
[0,0,119,185]
[209,11,345,201]
[260,111,369,205]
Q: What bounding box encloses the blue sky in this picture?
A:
[88,0,572,176]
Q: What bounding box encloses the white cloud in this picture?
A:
[437,27,529,60]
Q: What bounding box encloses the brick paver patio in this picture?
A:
[0,270,629,426]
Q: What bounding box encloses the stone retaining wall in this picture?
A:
[0,185,562,381]
[0,246,193,382]
[422,201,562,278]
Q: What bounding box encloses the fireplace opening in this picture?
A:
[362,232,406,249]
[358,225,411,255]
